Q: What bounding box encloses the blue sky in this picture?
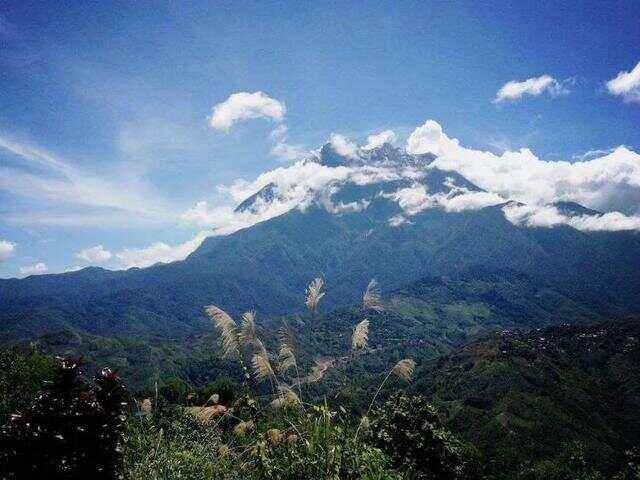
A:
[1,0,639,277]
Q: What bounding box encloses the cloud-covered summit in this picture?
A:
[182,122,640,243]
[70,120,640,271]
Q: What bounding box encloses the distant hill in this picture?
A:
[24,267,614,391]
[415,318,640,476]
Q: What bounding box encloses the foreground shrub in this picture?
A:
[0,358,127,480]
[0,346,56,421]
[370,393,478,479]
[124,400,405,480]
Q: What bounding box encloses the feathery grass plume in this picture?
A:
[279,321,298,355]
[240,310,258,347]
[305,277,325,312]
[355,357,416,441]
[140,398,152,413]
[301,357,333,384]
[363,279,384,312]
[265,428,284,445]
[218,444,231,457]
[206,305,240,359]
[351,319,370,351]
[252,350,275,383]
[392,358,416,382]
[270,384,300,410]
[233,420,255,437]
[278,343,297,373]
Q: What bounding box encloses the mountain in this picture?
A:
[2,143,640,343]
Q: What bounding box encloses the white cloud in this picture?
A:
[568,211,640,231]
[329,133,359,159]
[0,135,171,226]
[182,157,415,234]
[318,186,370,214]
[384,182,505,216]
[503,203,640,231]
[406,120,640,216]
[270,142,310,161]
[406,120,460,157]
[20,262,47,276]
[76,245,112,264]
[209,91,286,131]
[361,130,396,151]
[494,75,567,102]
[386,184,437,215]
[388,215,409,227]
[502,203,568,228]
[115,231,210,269]
[606,60,640,103]
[439,188,505,212]
[0,239,15,261]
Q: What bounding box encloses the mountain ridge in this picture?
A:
[2,143,640,343]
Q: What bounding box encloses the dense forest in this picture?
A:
[1,278,639,479]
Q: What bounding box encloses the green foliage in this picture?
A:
[124,401,405,480]
[0,346,56,421]
[370,393,477,479]
[160,375,187,403]
[415,319,640,479]
[200,377,237,405]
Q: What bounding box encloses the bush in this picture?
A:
[124,400,405,480]
[370,393,478,479]
[0,357,127,480]
[0,346,56,421]
[201,377,238,405]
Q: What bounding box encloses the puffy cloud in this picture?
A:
[494,75,567,102]
[270,142,310,161]
[20,262,47,276]
[0,240,15,261]
[184,119,640,239]
[408,120,640,216]
[406,120,460,156]
[384,182,505,216]
[209,91,286,131]
[606,60,640,103]
[182,158,414,234]
[76,245,112,264]
[503,203,640,231]
[329,133,359,159]
[439,189,506,212]
[568,211,640,231]
[386,184,437,215]
[361,130,396,151]
[115,231,210,269]
[502,204,568,228]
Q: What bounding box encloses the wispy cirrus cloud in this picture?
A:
[0,135,174,226]
[606,60,640,103]
[115,231,210,268]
